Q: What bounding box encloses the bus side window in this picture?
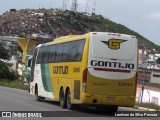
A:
[62,42,69,62]
[36,47,42,64]
[67,40,85,62]
[42,47,47,63]
[54,45,58,62]
[68,42,76,61]
[50,46,55,63]
[76,40,85,61]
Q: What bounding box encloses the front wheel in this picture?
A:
[66,90,75,110]
[109,106,118,113]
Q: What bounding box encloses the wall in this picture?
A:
[136,86,160,106]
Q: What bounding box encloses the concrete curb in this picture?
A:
[134,106,158,111]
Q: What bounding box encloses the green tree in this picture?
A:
[0,42,17,80]
[0,61,17,80]
[0,42,9,60]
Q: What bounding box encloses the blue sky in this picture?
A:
[0,0,160,46]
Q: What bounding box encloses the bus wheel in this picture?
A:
[66,90,74,110]
[35,87,45,101]
[59,89,66,108]
[109,106,118,113]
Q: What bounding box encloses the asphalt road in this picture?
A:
[0,86,158,120]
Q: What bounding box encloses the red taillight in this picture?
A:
[83,68,88,84]
[82,68,88,92]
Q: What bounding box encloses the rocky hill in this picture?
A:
[0,8,160,52]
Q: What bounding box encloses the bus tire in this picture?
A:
[109,106,118,113]
[66,90,74,110]
[35,87,45,101]
[59,89,66,108]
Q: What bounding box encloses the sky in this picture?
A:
[0,0,160,46]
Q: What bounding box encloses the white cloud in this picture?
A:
[143,12,160,21]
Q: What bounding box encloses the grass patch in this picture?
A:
[0,79,28,90]
[135,102,160,110]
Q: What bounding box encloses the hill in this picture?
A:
[0,9,159,52]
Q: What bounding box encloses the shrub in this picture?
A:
[0,42,9,59]
[136,102,160,110]
[0,60,18,80]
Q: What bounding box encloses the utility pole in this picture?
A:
[63,0,70,11]
[140,48,147,103]
[92,0,96,14]
[140,68,145,103]
[71,0,78,12]
[62,0,66,10]
[85,1,89,13]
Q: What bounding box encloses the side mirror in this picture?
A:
[28,59,32,67]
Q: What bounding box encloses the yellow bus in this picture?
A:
[29,32,138,113]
